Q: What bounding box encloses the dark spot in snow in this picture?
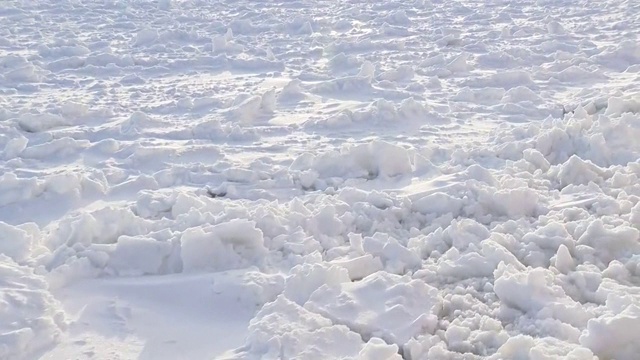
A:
[206,189,227,198]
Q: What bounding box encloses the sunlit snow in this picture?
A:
[1,0,640,359]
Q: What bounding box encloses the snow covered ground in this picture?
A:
[2,0,640,358]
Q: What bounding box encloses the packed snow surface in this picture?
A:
[2,0,640,359]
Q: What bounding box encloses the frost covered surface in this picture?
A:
[2,0,640,359]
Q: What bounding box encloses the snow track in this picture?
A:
[2,0,640,359]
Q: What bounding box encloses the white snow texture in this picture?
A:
[1,0,640,359]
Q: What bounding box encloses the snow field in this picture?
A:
[1,0,640,359]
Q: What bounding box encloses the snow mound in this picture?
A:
[0,171,98,208]
[4,0,640,358]
[494,264,592,334]
[17,113,75,133]
[412,192,464,216]
[213,28,243,54]
[0,256,66,360]
[291,140,413,181]
[491,336,594,360]
[304,97,443,129]
[378,65,415,82]
[212,270,285,310]
[312,75,373,94]
[436,238,523,279]
[0,222,41,263]
[580,300,640,360]
[227,295,399,359]
[47,207,149,248]
[491,106,640,166]
[577,219,640,265]
[106,236,174,276]
[181,219,267,272]
[277,79,306,103]
[227,90,276,125]
[305,271,442,346]
[283,263,350,305]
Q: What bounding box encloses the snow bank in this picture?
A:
[213,28,243,54]
[0,171,101,208]
[595,40,640,71]
[0,222,41,263]
[494,264,592,334]
[107,236,173,276]
[17,113,75,133]
[291,140,413,181]
[327,53,361,74]
[47,207,149,248]
[312,75,374,94]
[577,220,640,265]
[330,254,384,281]
[491,336,594,360]
[490,104,640,167]
[378,65,415,82]
[0,256,66,360]
[580,300,640,359]
[212,270,285,310]
[5,0,640,358]
[305,271,442,346]
[229,295,400,359]
[283,263,350,305]
[477,186,541,218]
[191,118,259,141]
[277,79,305,103]
[181,219,267,272]
[3,63,43,83]
[304,97,443,129]
[467,70,534,89]
[2,134,28,160]
[43,212,271,284]
[436,238,523,279]
[226,90,276,125]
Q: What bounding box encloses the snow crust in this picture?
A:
[1,0,640,359]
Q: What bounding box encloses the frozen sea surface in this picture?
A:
[2,0,640,359]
